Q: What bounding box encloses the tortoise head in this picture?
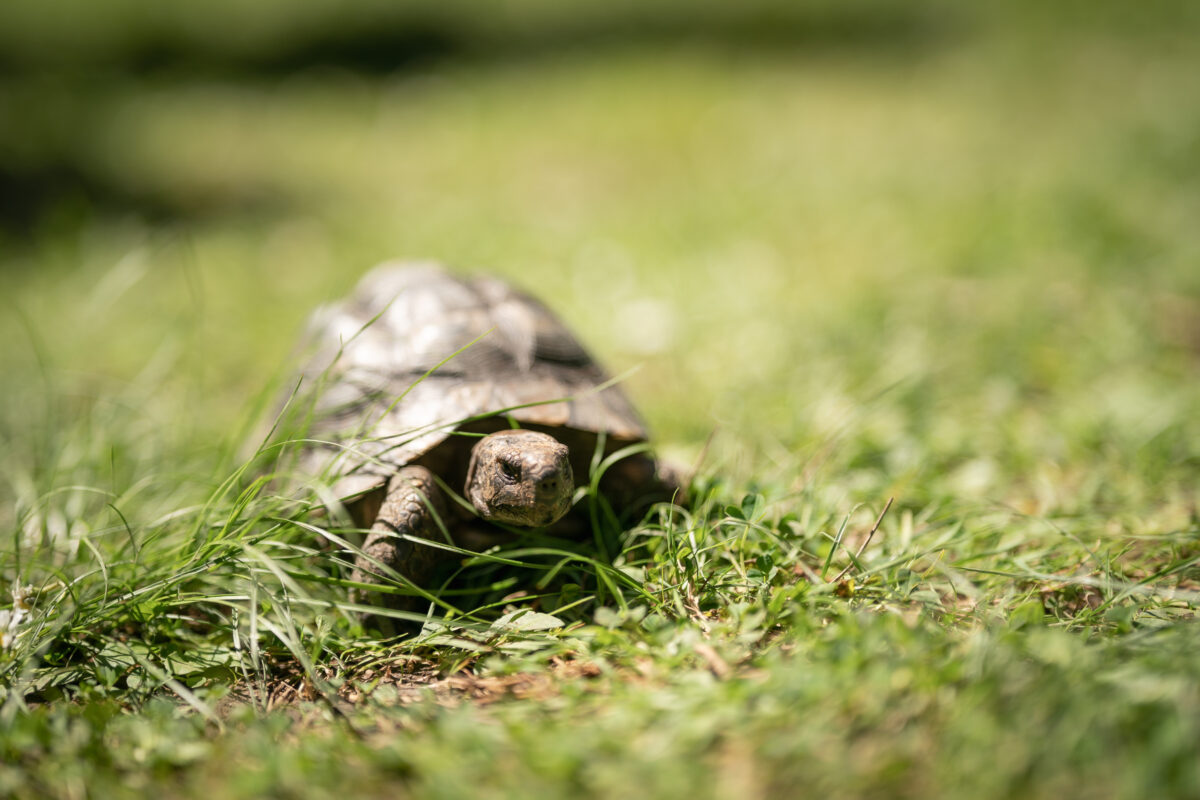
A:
[465,430,574,527]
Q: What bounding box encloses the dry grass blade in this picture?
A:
[831,497,894,584]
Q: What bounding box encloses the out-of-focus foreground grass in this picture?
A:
[2,2,1200,798]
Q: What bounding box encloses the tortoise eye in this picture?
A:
[499,459,522,481]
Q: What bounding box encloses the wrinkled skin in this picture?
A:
[464,430,574,528]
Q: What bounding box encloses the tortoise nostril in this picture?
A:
[538,478,559,494]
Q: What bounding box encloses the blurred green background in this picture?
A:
[4,4,1200,798]
[2,0,1199,511]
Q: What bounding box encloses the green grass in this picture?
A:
[3,2,1200,798]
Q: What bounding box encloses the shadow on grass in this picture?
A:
[0,2,953,76]
[0,1,955,235]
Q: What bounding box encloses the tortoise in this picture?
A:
[290,261,680,614]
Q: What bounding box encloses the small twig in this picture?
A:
[694,642,732,680]
[832,497,894,583]
[683,585,712,635]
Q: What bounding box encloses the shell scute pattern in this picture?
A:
[294,261,647,504]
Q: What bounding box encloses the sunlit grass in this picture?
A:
[2,3,1200,798]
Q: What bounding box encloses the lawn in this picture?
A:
[2,2,1200,798]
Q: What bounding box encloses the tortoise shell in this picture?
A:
[292,262,647,502]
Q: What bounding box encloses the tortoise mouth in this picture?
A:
[487,500,571,528]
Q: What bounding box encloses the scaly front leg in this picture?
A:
[350,465,452,620]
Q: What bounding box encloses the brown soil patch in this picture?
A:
[216,655,605,716]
